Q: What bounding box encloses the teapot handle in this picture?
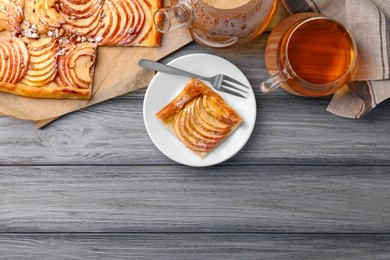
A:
[153,3,193,33]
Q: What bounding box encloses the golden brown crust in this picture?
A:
[0,81,91,99]
[156,78,243,159]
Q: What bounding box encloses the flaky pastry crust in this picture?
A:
[0,82,91,99]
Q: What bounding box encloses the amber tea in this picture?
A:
[287,19,355,89]
[260,15,358,97]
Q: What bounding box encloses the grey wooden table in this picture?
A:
[1,33,390,259]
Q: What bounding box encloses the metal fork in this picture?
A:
[138,59,249,98]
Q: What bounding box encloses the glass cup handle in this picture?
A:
[153,4,193,33]
[260,67,291,93]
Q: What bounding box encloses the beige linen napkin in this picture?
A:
[283,0,390,118]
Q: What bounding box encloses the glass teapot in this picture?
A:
[154,0,278,48]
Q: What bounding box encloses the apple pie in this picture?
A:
[0,0,162,99]
[156,78,243,159]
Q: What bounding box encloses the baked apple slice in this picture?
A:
[68,47,96,88]
[156,78,243,158]
[74,55,94,83]
[0,34,29,84]
[37,0,66,28]
[23,0,65,34]
[55,42,97,90]
[0,38,13,83]
[100,0,143,45]
[201,95,237,125]
[21,37,57,87]
[105,0,132,45]
[0,0,24,34]
[23,0,46,33]
[129,0,151,45]
[60,0,103,35]
[55,46,72,87]
[95,0,150,46]
[195,96,232,132]
[183,101,222,146]
[27,38,56,57]
[1,34,29,83]
[60,0,96,15]
[93,0,121,44]
[187,103,227,140]
[0,45,8,81]
[30,56,56,71]
[64,10,102,36]
[174,109,211,152]
[26,37,54,50]
[22,67,57,87]
[9,38,21,83]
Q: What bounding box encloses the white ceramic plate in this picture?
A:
[143,53,257,167]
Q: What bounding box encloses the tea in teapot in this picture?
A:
[154,0,278,48]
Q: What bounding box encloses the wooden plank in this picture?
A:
[1,92,390,165]
[0,234,389,260]
[1,165,390,233]
[1,38,390,165]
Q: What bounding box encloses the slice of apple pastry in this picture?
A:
[156,78,243,159]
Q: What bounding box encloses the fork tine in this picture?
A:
[223,75,250,88]
[219,86,246,98]
[222,80,249,94]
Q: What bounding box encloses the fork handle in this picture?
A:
[138,59,203,79]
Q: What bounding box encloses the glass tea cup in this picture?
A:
[260,15,358,97]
